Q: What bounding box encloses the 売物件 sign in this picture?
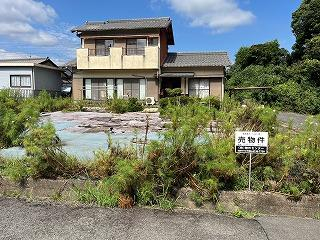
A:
[235,131,269,154]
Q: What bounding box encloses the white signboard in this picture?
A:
[235,131,268,154]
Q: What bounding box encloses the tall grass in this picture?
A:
[1,93,319,209]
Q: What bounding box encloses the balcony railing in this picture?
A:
[88,47,146,56]
[123,47,145,56]
[89,48,111,56]
[77,46,159,69]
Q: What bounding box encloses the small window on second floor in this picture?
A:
[148,37,158,46]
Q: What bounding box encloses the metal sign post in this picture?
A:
[248,153,252,191]
[235,131,269,191]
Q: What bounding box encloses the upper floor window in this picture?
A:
[148,37,158,46]
[94,39,114,56]
[10,75,31,88]
[126,38,146,55]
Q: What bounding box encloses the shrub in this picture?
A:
[202,96,221,109]
[166,88,182,97]
[137,181,156,206]
[75,180,120,207]
[76,157,143,208]
[88,150,117,179]
[127,98,144,112]
[1,158,30,184]
[272,81,320,114]
[109,98,143,113]
[23,123,84,179]
[109,98,128,113]
[159,96,200,109]
[0,90,40,147]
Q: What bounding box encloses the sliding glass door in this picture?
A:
[84,78,146,100]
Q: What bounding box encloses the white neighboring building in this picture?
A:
[0,58,63,97]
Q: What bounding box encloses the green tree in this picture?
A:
[289,59,320,87]
[234,40,289,70]
[292,0,320,60]
[304,36,320,60]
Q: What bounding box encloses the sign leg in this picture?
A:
[248,153,252,191]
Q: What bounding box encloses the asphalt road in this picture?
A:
[277,112,308,130]
[0,198,319,240]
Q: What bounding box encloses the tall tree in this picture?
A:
[304,36,320,60]
[234,40,289,70]
[292,0,320,61]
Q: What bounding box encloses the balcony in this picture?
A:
[77,46,159,70]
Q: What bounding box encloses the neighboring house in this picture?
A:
[0,57,63,97]
[71,17,231,101]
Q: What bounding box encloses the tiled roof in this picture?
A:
[0,57,61,71]
[163,52,231,68]
[63,59,77,67]
[72,17,172,32]
[0,58,48,64]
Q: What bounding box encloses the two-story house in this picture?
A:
[71,17,230,101]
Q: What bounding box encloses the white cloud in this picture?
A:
[166,0,255,33]
[0,0,58,46]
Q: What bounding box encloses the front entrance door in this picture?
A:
[160,77,181,98]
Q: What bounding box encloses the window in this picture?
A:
[10,75,31,88]
[124,79,140,98]
[84,79,115,100]
[95,39,114,56]
[126,39,146,55]
[189,78,210,98]
[148,37,158,46]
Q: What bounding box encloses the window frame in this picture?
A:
[148,37,159,47]
[125,38,146,55]
[95,39,114,56]
[123,79,140,98]
[188,78,210,98]
[10,75,32,88]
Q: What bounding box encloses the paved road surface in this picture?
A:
[277,112,308,130]
[0,198,319,240]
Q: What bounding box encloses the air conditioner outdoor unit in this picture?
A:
[145,97,155,105]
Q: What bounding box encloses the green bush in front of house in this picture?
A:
[109,98,144,113]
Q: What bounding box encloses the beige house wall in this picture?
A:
[209,77,224,100]
[77,46,159,70]
[72,69,159,100]
[146,78,159,101]
[72,77,83,100]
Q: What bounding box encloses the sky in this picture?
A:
[0,0,302,64]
